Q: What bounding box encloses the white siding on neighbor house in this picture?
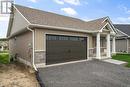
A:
[128,39,130,53]
[116,39,127,52]
[10,9,29,35]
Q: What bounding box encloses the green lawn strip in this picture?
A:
[0,53,10,64]
[112,54,130,68]
[0,50,8,53]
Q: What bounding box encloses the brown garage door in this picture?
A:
[46,34,87,65]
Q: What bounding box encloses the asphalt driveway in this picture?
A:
[38,60,130,87]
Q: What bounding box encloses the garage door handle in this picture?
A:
[67,49,71,53]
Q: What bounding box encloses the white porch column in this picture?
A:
[107,34,111,58]
[96,33,101,59]
[112,36,116,53]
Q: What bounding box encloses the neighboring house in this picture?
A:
[0,38,8,51]
[114,24,130,53]
[7,4,117,69]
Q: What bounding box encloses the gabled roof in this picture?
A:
[14,5,110,32]
[114,24,130,36]
[115,28,128,37]
[7,4,116,37]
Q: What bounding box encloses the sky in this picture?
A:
[0,0,130,38]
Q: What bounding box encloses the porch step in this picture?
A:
[103,59,128,66]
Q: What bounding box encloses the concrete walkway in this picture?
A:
[103,59,127,65]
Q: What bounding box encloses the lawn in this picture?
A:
[112,54,130,68]
[0,53,9,64]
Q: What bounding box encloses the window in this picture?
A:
[46,35,86,41]
[59,36,69,40]
[69,37,79,41]
[79,37,85,41]
[47,35,58,40]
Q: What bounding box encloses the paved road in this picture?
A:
[38,60,130,87]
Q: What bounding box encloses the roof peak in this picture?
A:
[87,16,108,22]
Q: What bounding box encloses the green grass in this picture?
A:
[0,50,8,53]
[0,53,10,64]
[112,54,130,67]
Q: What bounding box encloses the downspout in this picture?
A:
[27,27,37,71]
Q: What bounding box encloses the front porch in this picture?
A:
[89,47,107,58]
[89,32,116,59]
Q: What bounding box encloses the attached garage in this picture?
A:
[8,5,117,69]
[46,34,87,65]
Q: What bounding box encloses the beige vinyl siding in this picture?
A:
[102,28,110,35]
[34,29,93,51]
[89,35,93,48]
[9,31,32,62]
[91,36,106,48]
[102,30,110,34]
[10,8,29,35]
[92,37,96,48]
[9,38,17,56]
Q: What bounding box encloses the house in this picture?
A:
[7,4,117,69]
[114,24,130,53]
[0,38,8,51]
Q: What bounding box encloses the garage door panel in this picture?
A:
[46,35,87,65]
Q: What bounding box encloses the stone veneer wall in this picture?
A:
[34,51,46,64]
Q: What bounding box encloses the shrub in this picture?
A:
[0,53,10,64]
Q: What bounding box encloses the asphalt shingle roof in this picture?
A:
[114,24,130,36]
[115,29,127,36]
[15,4,108,32]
